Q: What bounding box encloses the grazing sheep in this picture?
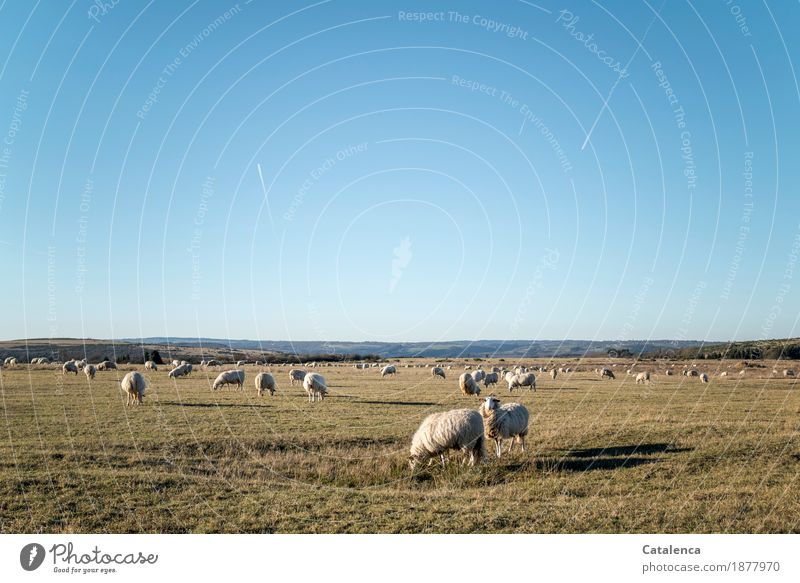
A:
[144,361,157,371]
[75,359,87,369]
[409,409,485,468]
[508,372,536,392]
[97,360,117,371]
[550,369,557,380]
[205,359,221,367]
[289,368,307,386]
[471,369,486,383]
[664,369,673,376]
[83,364,97,380]
[464,365,472,370]
[62,360,78,375]
[168,363,191,379]
[431,366,446,380]
[236,360,246,367]
[687,370,700,377]
[303,372,328,402]
[700,373,709,383]
[121,371,146,406]
[784,369,796,377]
[491,366,501,373]
[381,365,397,377]
[635,372,650,384]
[458,372,481,396]
[255,372,276,396]
[483,372,499,388]
[479,396,529,457]
[600,368,615,380]
[212,369,245,391]
[719,371,728,377]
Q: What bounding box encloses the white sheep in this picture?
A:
[62,360,78,375]
[212,369,245,391]
[236,360,246,367]
[409,409,485,468]
[381,365,397,377]
[97,360,117,371]
[664,369,673,376]
[75,359,87,369]
[83,364,97,380]
[205,359,221,367]
[121,371,146,405]
[171,360,180,367]
[471,369,486,383]
[431,366,446,380]
[303,372,328,402]
[255,372,276,396]
[458,372,481,396]
[700,373,709,383]
[479,396,529,457]
[600,367,615,380]
[719,371,728,377]
[144,361,157,371]
[508,372,536,392]
[635,371,650,384]
[168,363,191,378]
[483,372,499,388]
[687,369,700,377]
[289,368,307,386]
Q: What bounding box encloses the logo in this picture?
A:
[20,543,46,571]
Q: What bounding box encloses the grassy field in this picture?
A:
[1,360,798,533]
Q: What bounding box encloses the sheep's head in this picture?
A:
[483,395,500,410]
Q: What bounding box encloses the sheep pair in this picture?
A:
[168,363,192,378]
[409,396,529,468]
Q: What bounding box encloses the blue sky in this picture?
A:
[0,0,798,342]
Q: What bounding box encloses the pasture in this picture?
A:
[0,360,798,533]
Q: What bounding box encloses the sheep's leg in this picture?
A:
[520,436,525,453]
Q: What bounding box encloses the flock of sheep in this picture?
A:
[4,355,797,470]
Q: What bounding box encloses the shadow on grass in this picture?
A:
[530,442,692,473]
[163,401,270,409]
[356,400,437,407]
[568,443,693,458]
[535,456,657,472]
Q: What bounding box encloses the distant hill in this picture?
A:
[126,337,707,359]
[9,337,797,363]
[647,338,800,361]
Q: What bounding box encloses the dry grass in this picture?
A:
[0,359,798,533]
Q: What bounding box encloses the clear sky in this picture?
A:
[0,0,798,343]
